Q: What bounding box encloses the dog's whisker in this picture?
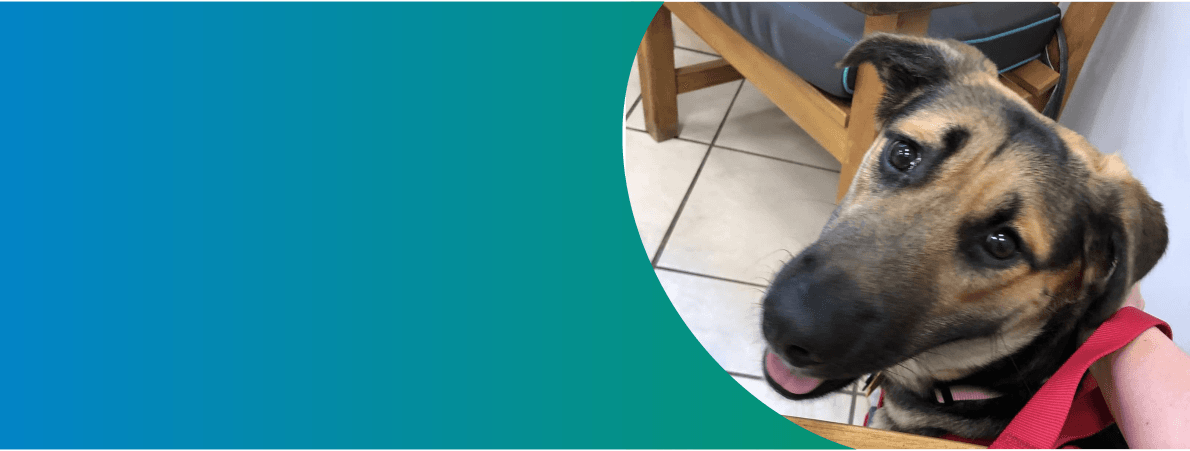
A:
[998,333,1034,396]
[893,361,925,380]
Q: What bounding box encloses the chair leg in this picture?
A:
[837,10,932,201]
[638,6,678,142]
[1053,2,1114,120]
[838,63,882,202]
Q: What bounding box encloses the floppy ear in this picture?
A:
[1077,155,1168,335]
[838,33,997,123]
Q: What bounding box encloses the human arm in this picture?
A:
[1089,285,1190,448]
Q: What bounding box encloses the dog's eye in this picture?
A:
[983,231,1017,259]
[887,140,920,172]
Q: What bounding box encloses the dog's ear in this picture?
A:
[1077,154,1168,335]
[839,33,997,123]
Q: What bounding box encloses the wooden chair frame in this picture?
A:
[640,2,1113,202]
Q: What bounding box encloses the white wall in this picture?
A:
[1058,2,1190,349]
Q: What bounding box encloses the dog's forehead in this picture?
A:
[889,109,967,145]
[889,84,1075,184]
[892,85,1065,152]
[873,89,1093,267]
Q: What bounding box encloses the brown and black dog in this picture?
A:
[760,33,1167,445]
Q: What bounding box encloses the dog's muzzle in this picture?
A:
[760,243,896,397]
[762,248,881,367]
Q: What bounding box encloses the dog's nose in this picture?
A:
[761,293,835,367]
[783,344,824,367]
[762,255,875,368]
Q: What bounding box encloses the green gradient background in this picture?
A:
[0,3,843,448]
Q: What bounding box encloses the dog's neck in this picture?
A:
[882,302,1086,402]
[870,305,1087,439]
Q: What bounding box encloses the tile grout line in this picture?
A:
[715,145,843,174]
[625,126,711,146]
[676,45,719,58]
[727,371,763,381]
[625,95,642,121]
[655,265,768,289]
[623,126,843,175]
[848,391,858,425]
[650,81,745,268]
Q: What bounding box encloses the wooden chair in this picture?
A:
[639,2,1114,201]
[788,416,984,449]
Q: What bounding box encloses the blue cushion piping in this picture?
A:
[963,13,1061,45]
[998,53,1041,73]
[841,52,1042,95]
[842,66,853,95]
[840,12,1061,94]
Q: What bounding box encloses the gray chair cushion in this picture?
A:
[702,3,1061,98]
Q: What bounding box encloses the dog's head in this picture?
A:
[762,34,1167,399]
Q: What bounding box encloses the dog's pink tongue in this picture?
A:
[765,351,822,395]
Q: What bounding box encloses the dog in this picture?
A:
[760,33,1167,446]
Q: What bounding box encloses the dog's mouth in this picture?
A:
[762,323,1010,400]
[762,349,858,399]
[763,351,823,394]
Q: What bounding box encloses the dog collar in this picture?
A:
[934,385,1001,404]
[863,372,1001,404]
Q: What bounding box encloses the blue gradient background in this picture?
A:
[0,3,840,448]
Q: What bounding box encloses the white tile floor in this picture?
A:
[623,15,868,426]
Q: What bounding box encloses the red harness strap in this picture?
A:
[866,308,1171,448]
[990,307,1171,449]
[938,373,1111,448]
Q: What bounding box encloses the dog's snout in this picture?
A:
[762,257,877,369]
[782,344,823,367]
